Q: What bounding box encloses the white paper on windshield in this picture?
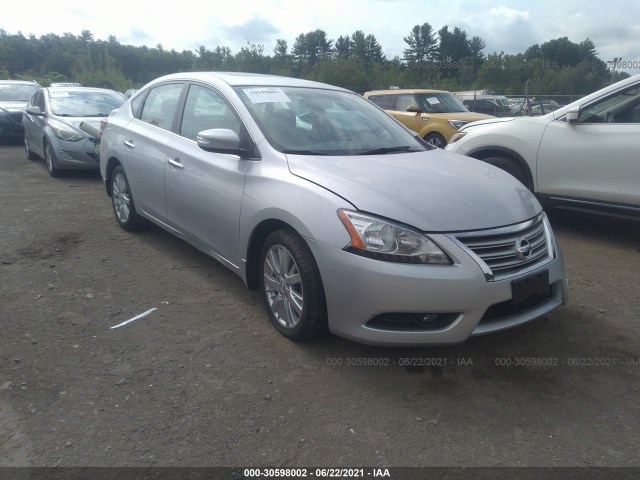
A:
[243,88,291,104]
[426,97,440,105]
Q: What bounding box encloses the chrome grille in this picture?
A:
[452,214,553,281]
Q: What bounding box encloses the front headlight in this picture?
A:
[447,120,468,130]
[48,118,85,142]
[448,132,467,144]
[337,209,452,264]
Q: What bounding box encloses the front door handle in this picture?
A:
[124,139,135,148]
[168,158,184,169]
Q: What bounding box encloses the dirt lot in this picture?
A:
[1,142,639,469]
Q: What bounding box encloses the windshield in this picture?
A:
[0,84,39,102]
[48,90,126,117]
[234,86,427,156]
[415,93,468,113]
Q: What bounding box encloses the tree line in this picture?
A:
[0,24,629,97]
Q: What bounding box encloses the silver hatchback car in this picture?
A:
[99,72,568,346]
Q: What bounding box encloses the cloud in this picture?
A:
[123,27,154,46]
[462,6,537,55]
[222,17,280,47]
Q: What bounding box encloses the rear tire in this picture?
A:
[482,156,529,189]
[110,165,146,231]
[24,136,38,160]
[259,229,327,341]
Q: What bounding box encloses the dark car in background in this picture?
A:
[462,98,511,116]
[23,86,126,177]
[0,80,41,143]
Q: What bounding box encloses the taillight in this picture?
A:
[99,118,108,138]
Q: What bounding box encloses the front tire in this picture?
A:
[482,156,529,189]
[424,132,446,149]
[259,229,327,341]
[110,165,146,231]
[44,139,60,177]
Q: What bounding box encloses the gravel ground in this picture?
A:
[1,142,639,469]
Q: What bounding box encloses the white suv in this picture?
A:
[445,74,640,218]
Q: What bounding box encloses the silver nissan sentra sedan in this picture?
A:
[99,72,568,346]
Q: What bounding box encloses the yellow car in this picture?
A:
[364,89,495,148]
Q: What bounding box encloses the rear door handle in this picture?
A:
[124,139,135,148]
[168,158,184,169]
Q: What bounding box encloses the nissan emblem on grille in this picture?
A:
[515,238,532,260]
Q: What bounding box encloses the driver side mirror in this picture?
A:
[197,128,252,157]
[406,105,422,113]
[565,107,579,124]
[25,106,44,116]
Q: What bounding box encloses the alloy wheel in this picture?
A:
[112,172,131,224]
[263,245,304,329]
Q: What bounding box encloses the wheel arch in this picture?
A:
[245,219,298,291]
[467,146,534,191]
[421,128,447,140]
[104,157,123,196]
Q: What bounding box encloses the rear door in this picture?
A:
[121,82,185,222]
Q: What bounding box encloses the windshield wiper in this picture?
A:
[281,149,329,156]
[357,146,414,155]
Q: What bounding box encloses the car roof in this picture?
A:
[0,80,40,85]
[364,89,449,95]
[45,86,122,94]
[147,71,349,91]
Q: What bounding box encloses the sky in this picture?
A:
[2,0,639,74]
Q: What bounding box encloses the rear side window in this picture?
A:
[137,83,184,131]
[368,94,396,110]
[395,94,417,111]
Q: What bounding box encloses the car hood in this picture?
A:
[460,117,516,130]
[427,111,495,122]
[287,150,542,232]
[53,116,104,131]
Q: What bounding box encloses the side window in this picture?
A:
[578,84,640,124]
[180,84,240,140]
[138,83,184,130]
[29,91,39,108]
[34,91,45,111]
[395,94,416,112]
[369,95,396,110]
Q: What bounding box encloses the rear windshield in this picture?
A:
[0,84,39,102]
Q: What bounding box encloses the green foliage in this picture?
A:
[0,27,623,97]
[403,23,438,67]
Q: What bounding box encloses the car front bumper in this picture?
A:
[53,137,101,170]
[0,113,24,140]
[306,230,567,347]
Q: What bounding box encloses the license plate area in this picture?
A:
[511,270,550,305]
